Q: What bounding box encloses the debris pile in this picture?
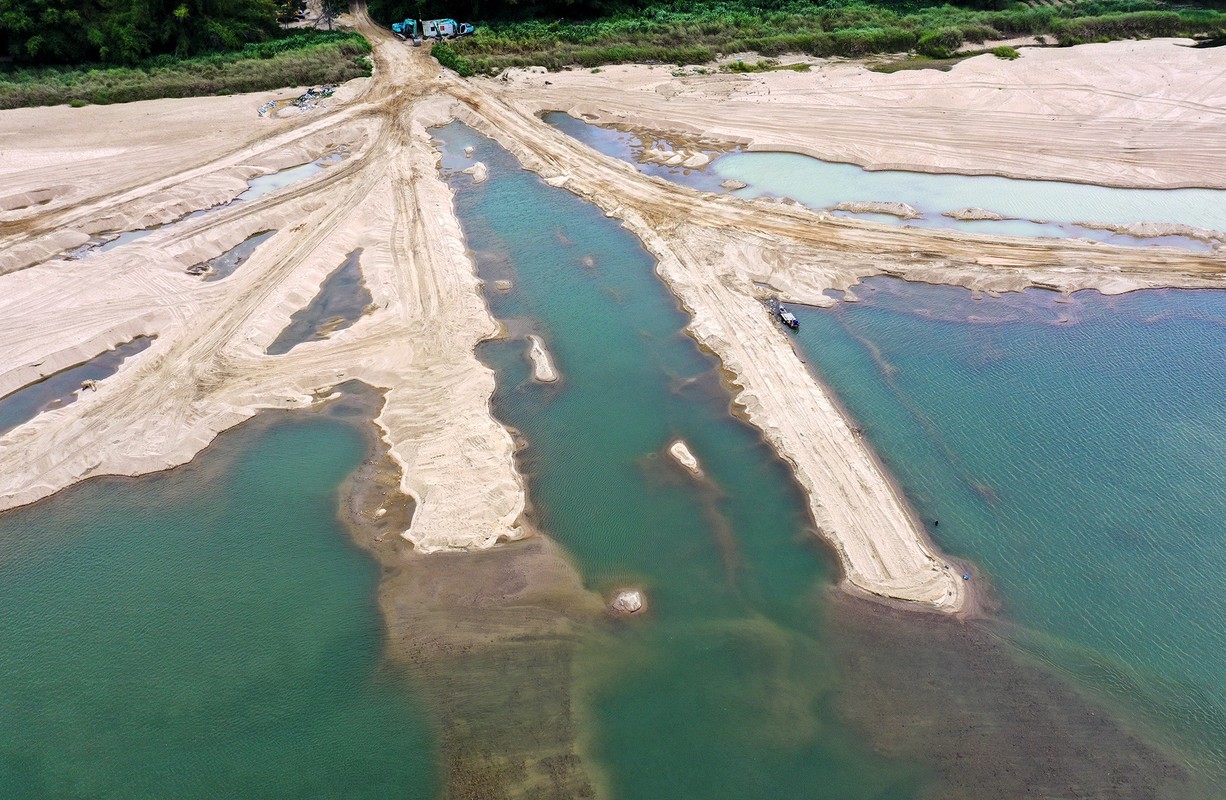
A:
[258,86,336,117]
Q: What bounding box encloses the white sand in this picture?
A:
[527,335,559,382]
[667,439,702,476]
[2,18,1223,612]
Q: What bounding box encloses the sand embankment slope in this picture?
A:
[503,39,1226,189]
[0,26,525,552]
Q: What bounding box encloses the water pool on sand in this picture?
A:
[545,112,1224,250]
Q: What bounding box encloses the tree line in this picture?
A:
[0,0,295,65]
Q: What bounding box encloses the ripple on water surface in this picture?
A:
[793,278,1226,778]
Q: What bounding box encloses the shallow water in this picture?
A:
[546,112,1223,250]
[545,111,734,192]
[0,407,436,798]
[199,230,276,282]
[237,152,345,202]
[437,122,1205,798]
[0,337,152,436]
[266,249,372,354]
[791,279,1226,777]
[438,121,930,799]
[73,153,343,259]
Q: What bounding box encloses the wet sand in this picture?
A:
[826,593,1215,799]
[335,384,607,799]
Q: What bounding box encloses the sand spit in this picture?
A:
[668,439,703,476]
[833,201,920,219]
[336,385,607,797]
[945,207,1008,222]
[2,15,1225,616]
[1074,220,1226,245]
[526,334,559,382]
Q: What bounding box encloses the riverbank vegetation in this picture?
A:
[0,31,370,110]
[408,0,1226,76]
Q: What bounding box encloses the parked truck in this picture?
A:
[391,17,474,45]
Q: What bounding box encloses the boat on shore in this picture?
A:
[769,297,799,330]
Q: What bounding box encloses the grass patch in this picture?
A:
[722,59,811,73]
[429,0,1226,75]
[992,44,1021,58]
[0,31,371,110]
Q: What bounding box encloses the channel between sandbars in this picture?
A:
[444,98,968,613]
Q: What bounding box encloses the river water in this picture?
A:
[791,280,1226,778]
[2,110,1218,797]
[0,407,436,798]
[436,121,1213,797]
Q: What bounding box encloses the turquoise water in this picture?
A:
[792,279,1226,774]
[438,122,931,799]
[713,152,1223,246]
[0,410,436,797]
[545,112,1222,250]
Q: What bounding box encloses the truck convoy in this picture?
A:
[391,18,475,45]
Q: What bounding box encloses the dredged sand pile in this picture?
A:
[1,21,1224,612]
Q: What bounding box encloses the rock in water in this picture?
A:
[461,162,489,184]
[667,439,703,476]
[720,179,748,190]
[611,589,645,614]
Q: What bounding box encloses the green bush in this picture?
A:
[992,45,1020,59]
[0,32,372,110]
[917,27,964,58]
[419,1,1226,74]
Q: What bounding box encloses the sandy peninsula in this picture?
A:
[1,15,1224,616]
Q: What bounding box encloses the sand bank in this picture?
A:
[0,24,525,555]
[510,39,1226,189]
[526,334,559,382]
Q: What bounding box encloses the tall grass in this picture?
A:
[435,0,1226,74]
[0,32,372,110]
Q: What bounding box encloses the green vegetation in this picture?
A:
[392,0,1226,75]
[0,31,370,109]
[0,0,280,65]
[722,58,811,72]
[992,43,1020,57]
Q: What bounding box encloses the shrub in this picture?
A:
[992,45,1021,59]
[917,27,964,58]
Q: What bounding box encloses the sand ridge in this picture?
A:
[1,13,1224,612]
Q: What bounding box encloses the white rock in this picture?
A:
[667,439,702,476]
[461,162,489,184]
[611,589,645,614]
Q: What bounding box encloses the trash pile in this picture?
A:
[258,86,336,117]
